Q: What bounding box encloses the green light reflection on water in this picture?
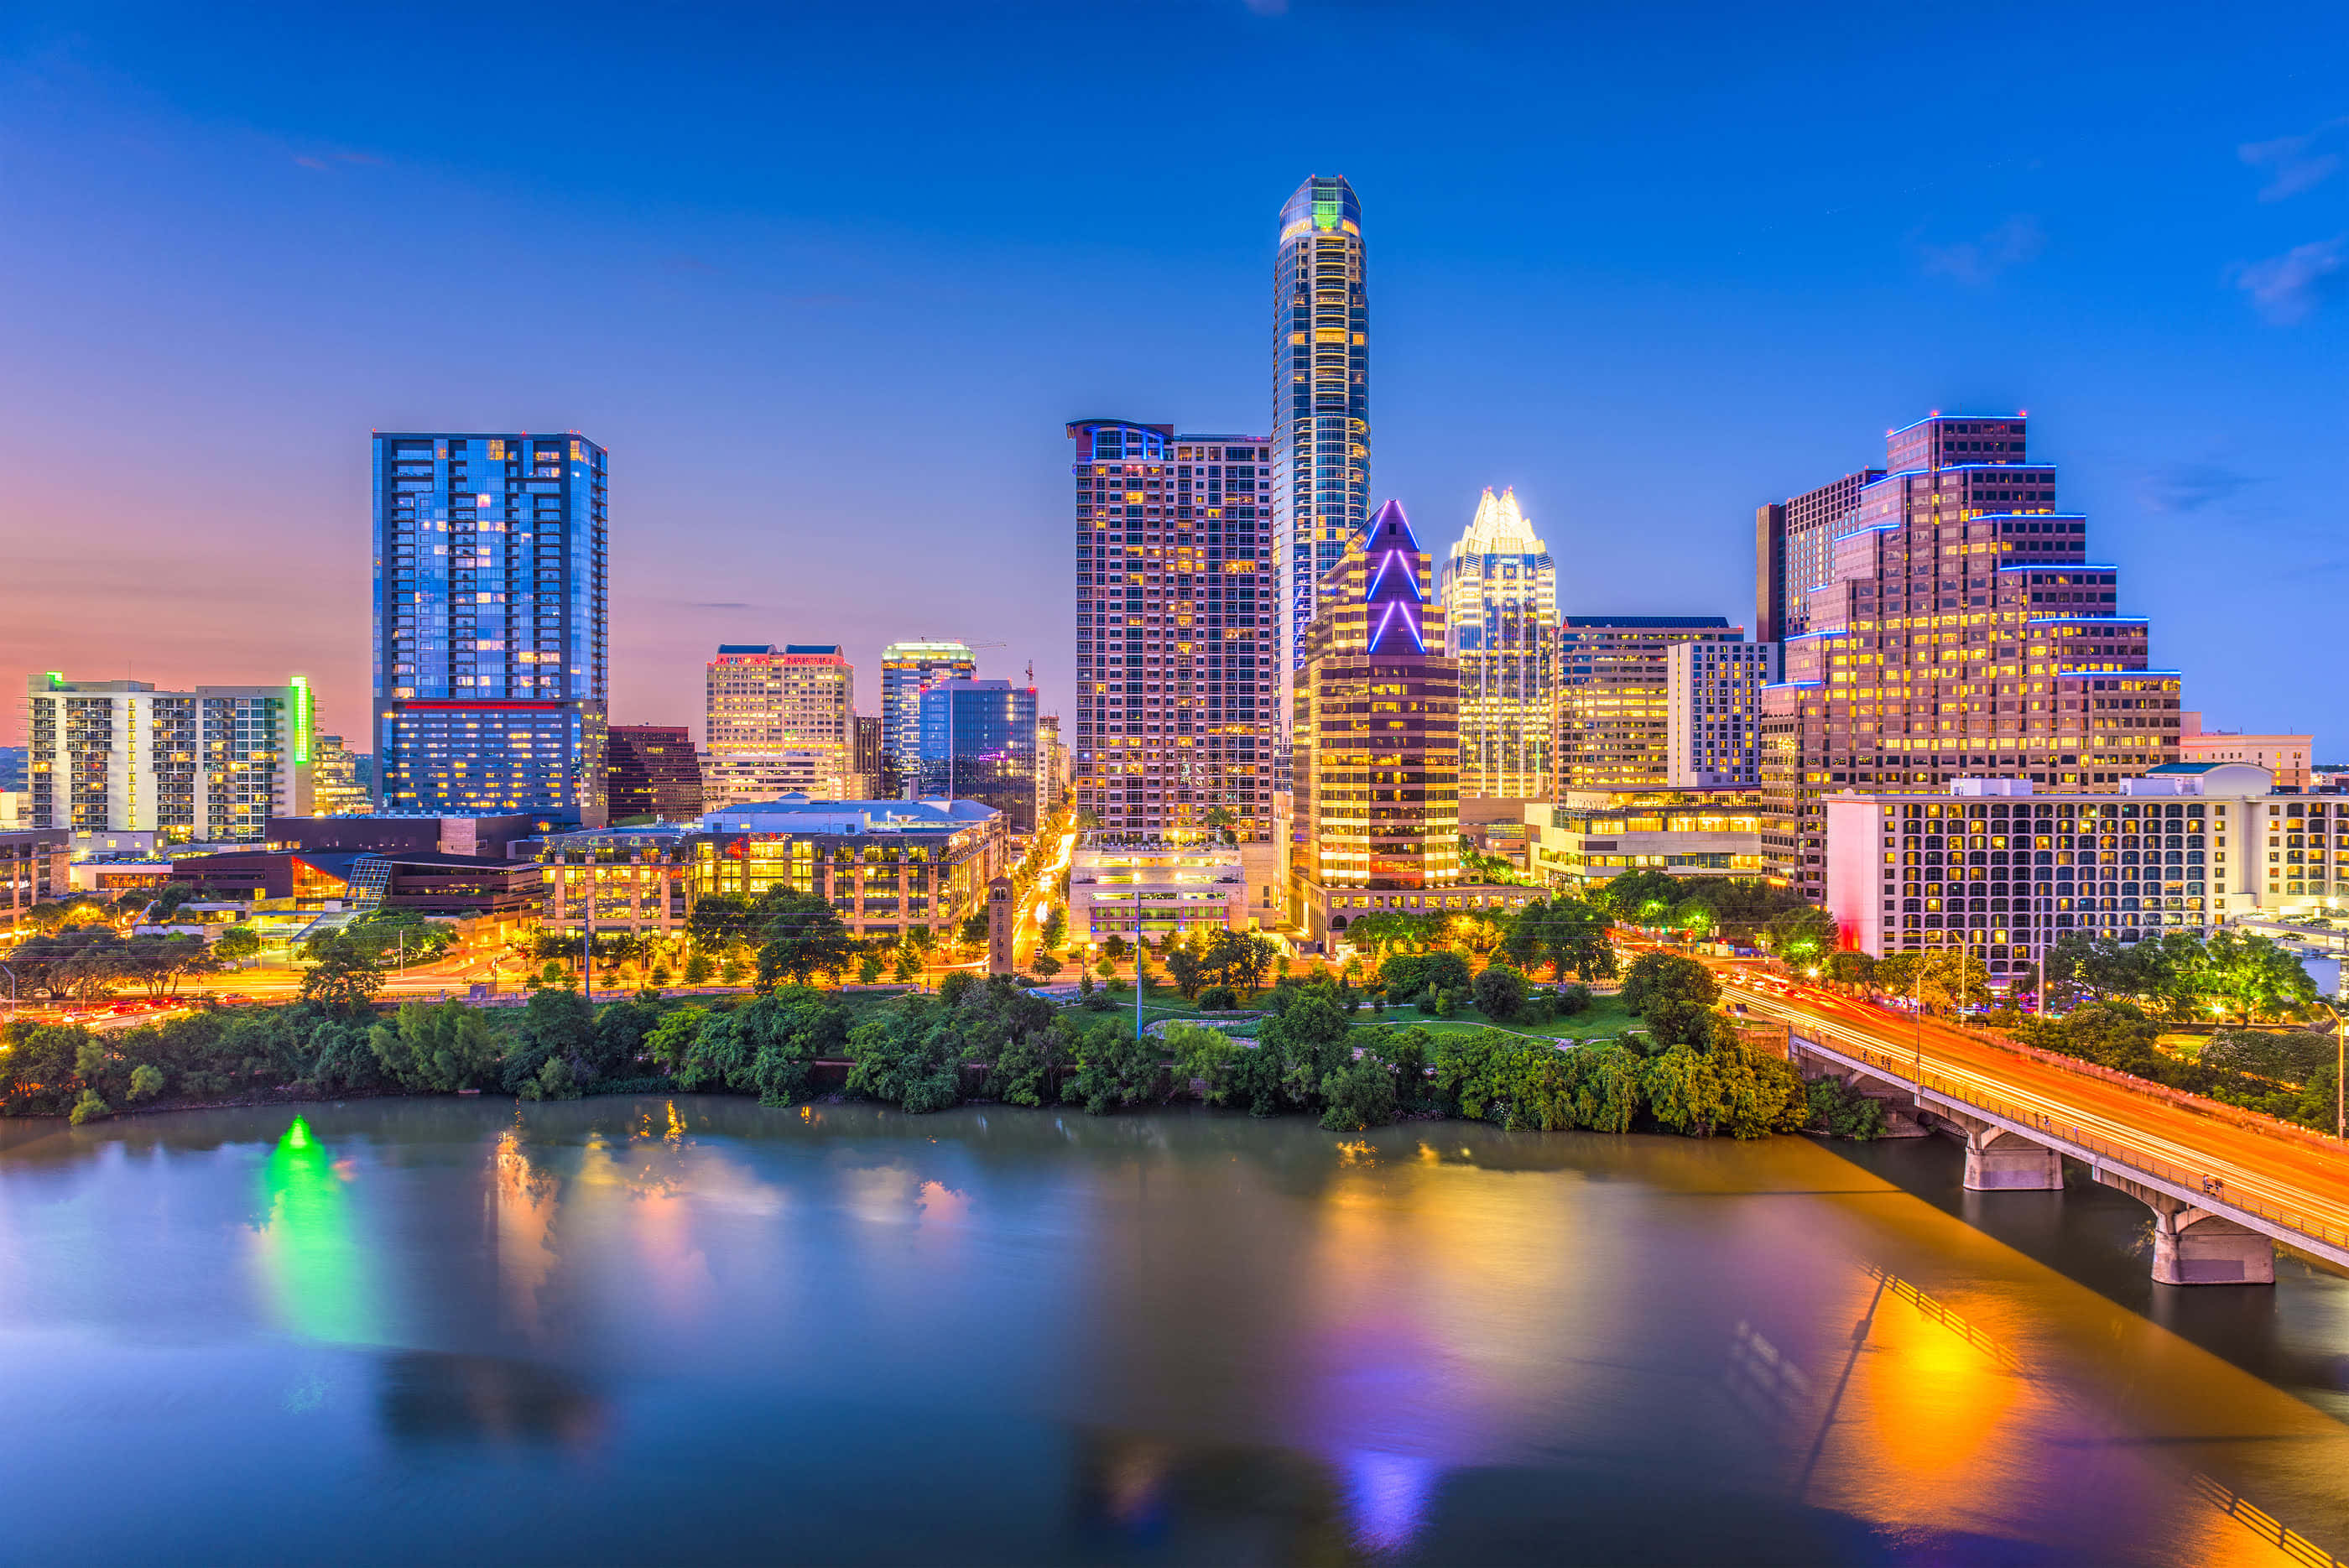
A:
[253,1115,385,1346]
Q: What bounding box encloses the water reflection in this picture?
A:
[249,1115,387,1346]
[377,1348,604,1451]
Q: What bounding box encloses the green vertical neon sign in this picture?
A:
[290,675,311,763]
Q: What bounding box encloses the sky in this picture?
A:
[2,0,2345,755]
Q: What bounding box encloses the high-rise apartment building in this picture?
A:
[853,715,885,798]
[1555,617,1742,789]
[1292,501,1458,910]
[1441,487,1556,800]
[25,674,313,841]
[372,430,607,825]
[881,641,977,792]
[919,678,1039,831]
[1761,413,2179,900]
[1067,420,1276,842]
[704,644,854,807]
[310,733,372,816]
[1273,175,1370,674]
[1035,713,1067,822]
[1667,642,1778,786]
[1755,466,1884,646]
[607,724,705,821]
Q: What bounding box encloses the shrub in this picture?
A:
[1554,982,1592,1018]
[1805,1077,1886,1140]
[1197,985,1239,1012]
[1471,964,1529,1024]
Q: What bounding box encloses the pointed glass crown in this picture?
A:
[1362,499,1428,654]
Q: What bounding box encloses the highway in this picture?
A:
[1723,970,2349,1260]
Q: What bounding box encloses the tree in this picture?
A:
[1319,1050,1399,1131]
[1102,934,1130,964]
[370,999,501,1092]
[1039,905,1067,955]
[958,909,992,951]
[1164,940,1205,999]
[214,925,263,966]
[300,934,383,1016]
[755,891,859,990]
[1620,951,1717,1014]
[1915,949,1990,1015]
[1823,950,1877,991]
[1765,906,1839,969]
[2194,929,2319,1024]
[1471,963,1530,1024]
[2202,1029,2334,1086]
[1063,1015,1164,1114]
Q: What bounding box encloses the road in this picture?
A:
[1724,970,2349,1253]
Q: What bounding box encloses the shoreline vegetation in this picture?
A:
[3,955,1824,1142]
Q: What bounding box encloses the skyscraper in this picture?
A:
[372,430,607,825]
[1067,420,1276,842]
[1555,617,1743,789]
[26,674,314,840]
[1759,412,2180,899]
[606,724,705,821]
[1292,500,1459,922]
[881,640,977,793]
[703,644,853,807]
[1666,642,1777,786]
[919,678,1039,831]
[1440,487,1556,800]
[1273,175,1369,675]
[1755,466,1883,646]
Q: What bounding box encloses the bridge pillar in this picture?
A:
[1946,1114,2064,1191]
[2095,1172,2276,1286]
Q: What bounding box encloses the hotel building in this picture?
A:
[1760,413,2178,901]
[372,430,607,825]
[25,674,314,841]
[1441,487,1556,800]
[1667,641,1778,786]
[704,644,855,808]
[1068,419,1276,843]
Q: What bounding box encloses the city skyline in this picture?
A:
[5,5,2344,756]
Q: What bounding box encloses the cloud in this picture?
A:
[689,601,756,610]
[292,148,383,172]
[1916,216,2044,285]
[2136,462,2260,514]
[293,155,328,170]
[2234,235,2348,323]
[2240,117,2349,201]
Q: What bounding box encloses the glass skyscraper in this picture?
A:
[372,431,607,825]
[919,678,1039,831]
[1272,175,1369,675]
[881,640,977,794]
[1440,487,1556,800]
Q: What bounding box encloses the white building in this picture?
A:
[25,675,313,843]
[1823,763,2339,985]
[1069,840,1249,945]
[1440,487,1557,800]
[1667,640,1776,787]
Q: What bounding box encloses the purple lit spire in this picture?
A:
[1361,499,1426,654]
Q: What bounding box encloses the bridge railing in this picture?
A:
[1801,1033,2349,1257]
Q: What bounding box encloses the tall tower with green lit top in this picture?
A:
[1273,175,1369,676]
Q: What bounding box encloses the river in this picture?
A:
[3,1098,2346,1565]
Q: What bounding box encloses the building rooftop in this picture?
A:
[699,795,1000,834]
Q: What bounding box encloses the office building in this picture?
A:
[693,795,1010,942]
[881,641,977,793]
[1291,499,1476,935]
[1441,487,1556,800]
[310,734,371,816]
[3,829,70,935]
[919,677,1039,832]
[1035,714,1067,822]
[1755,466,1885,646]
[703,644,854,808]
[607,724,705,822]
[1761,413,2178,900]
[1525,788,1768,893]
[1068,420,1276,842]
[1272,175,1370,674]
[527,825,692,940]
[2178,713,2310,788]
[372,430,607,826]
[1823,763,2331,986]
[1667,641,1778,786]
[25,674,315,841]
[853,715,885,798]
[1555,617,1742,789]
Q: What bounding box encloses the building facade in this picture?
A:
[1555,617,1742,790]
[1068,841,1250,945]
[1291,499,1461,926]
[2179,713,2310,788]
[1755,466,1885,646]
[1273,175,1370,675]
[1068,420,1276,843]
[880,641,977,794]
[918,678,1039,831]
[1761,413,2178,902]
[310,733,371,816]
[2,829,70,935]
[528,826,692,939]
[1667,640,1778,786]
[691,795,1008,942]
[704,645,853,808]
[1525,788,1768,893]
[1823,763,2330,987]
[372,430,607,825]
[1441,487,1556,800]
[25,675,314,841]
[1035,714,1068,823]
[607,725,705,822]
[853,715,885,798]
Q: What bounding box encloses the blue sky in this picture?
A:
[2,0,2344,752]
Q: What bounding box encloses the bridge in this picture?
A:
[1729,979,2349,1287]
